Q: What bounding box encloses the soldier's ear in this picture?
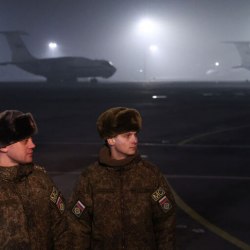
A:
[0,146,8,153]
[107,138,115,146]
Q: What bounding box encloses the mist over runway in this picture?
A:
[1,80,250,249]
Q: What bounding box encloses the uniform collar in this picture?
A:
[98,145,141,169]
[0,163,33,182]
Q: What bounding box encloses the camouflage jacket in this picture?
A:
[0,163,69,250]
[68,146,176,250]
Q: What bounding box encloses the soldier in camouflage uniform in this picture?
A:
[0,110,69,249]
[68,107,176,249]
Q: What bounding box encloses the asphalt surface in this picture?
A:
[1,80,250,250]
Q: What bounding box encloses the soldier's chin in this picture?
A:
[128,149,137,155]
[26,157,33,163]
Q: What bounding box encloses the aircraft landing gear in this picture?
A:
[90,78,98,84]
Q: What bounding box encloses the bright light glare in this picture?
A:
[138,19,154,33]
[149,45,158,52]
[152,95,167,99]
[137,18,160,37]
[214,61,220,67]
[48,42,57,49]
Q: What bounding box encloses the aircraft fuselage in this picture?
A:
[0,31,116,81]
[14,57,116,80]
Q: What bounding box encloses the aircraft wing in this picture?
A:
[0,62,12,65]
[223,41,250,70]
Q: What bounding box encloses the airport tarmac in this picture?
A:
[1,80,250,250]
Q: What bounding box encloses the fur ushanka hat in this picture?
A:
[96,107,142,139]
[0,110,37,148]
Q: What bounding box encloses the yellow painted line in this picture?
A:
[178,124,250,145]
[170,186,250,250]
[171,126,250,249]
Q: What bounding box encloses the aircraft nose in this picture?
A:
[111,65,116,74]
[106,65,116,77]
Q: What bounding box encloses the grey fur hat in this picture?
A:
[96,107,142,139]
[0,110,37,148]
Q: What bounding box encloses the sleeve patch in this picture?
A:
[159,195,172,212]
[151,187,166,201]
[50,186,59,203]
[56,196,65,213]
[72,200,86,218]
[50,186,65,213]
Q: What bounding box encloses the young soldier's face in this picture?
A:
[108,131,138,160]
[4,137,36,166]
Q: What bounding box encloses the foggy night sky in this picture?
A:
[1,0,250,81]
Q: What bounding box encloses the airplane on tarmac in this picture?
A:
[0,31,116,82]
[223,41,250,71]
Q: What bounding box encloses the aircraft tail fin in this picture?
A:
[223,41,250,69]
[0,30,36,62]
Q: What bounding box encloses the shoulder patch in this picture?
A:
[50,186,59,203]
[151,187,166,201]
[159,195,172,212]
[50,186,65,213]
[72,200,86,218]
[34,165,47,173]
[56,196,65,213]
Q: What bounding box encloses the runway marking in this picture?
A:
[168,183,250,250]
[177,124,250,145]
[38,142,100,145]
[170,126,250,249]
[167,175,250,180]
[38,141,250,149]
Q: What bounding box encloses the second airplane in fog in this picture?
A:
[223,41,250,71]
[0,31,116,82]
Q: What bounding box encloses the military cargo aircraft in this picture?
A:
[0,31,116,82]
